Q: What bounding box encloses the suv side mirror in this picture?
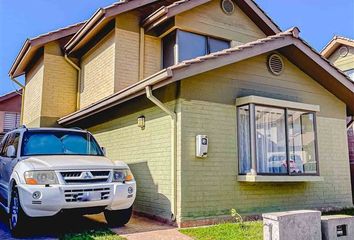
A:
[6,145,16,158]
[101,147,106,156]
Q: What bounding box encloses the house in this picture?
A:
[9,0,354,227]
[0,90,21,141]
[322,36,354,203]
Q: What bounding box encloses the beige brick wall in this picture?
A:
[144,35,162,78]
[114,28,140,91]
[80,31,115,108]
[175,0,266,44]
[23,57,44,127]
[22,42,78,127]
[42,42,77,118]
[178,53,352,221]
[88,87,181,220]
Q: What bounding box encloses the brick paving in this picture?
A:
[0,211,191,240]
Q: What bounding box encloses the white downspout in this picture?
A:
[10,77,25,125]
[64,54,81,110]
[145,86,177,222]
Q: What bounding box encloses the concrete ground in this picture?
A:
[0,210,191,240]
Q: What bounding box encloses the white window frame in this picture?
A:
[236,96,320,177]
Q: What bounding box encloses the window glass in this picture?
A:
[177,30,207,62]
[0,133,19,157]
[0,135,9,156]
[163,31,176,68]
[344,69,354,81]
[238,105,251,174]
[255,106,287,174]
[208,37,230,53]
[22,131,103,156]
[288,111,317,174]
[238,103,318,176]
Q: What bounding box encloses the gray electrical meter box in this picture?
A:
[196,135,208,158]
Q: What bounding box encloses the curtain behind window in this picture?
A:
[255,107,287,174]
[238,106,251,174]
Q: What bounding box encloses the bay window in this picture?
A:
[237,96,319,176]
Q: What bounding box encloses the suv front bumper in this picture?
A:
[17,182,136,217]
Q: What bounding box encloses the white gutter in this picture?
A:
[10,77,25,125]
[145,86,177,222]
[64,54,81,110]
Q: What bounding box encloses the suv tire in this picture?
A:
[104,206,132,227]
[9,186,29,237]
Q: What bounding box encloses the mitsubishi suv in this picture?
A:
[0,127,136,236]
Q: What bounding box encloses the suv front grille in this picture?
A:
[60,170,111,184]
[64,187,111,202]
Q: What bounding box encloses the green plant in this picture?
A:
[230,209,244,226]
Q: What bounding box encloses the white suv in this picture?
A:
[0,127,136,236]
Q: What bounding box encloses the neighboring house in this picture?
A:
[0,91,21,141]
[9,0,354,227]
[322,36,354,202]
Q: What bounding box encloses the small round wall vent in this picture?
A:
[221,0,235,15]
[268,54,284,76]
[339,46,349,57]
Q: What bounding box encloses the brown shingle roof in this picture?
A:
[9,22,85,78]
[66,0,282,54]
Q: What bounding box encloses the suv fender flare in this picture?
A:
[8,172,21,208]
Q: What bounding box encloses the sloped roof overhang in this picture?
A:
[321,36,354,58]
[64,0,161,55]
[9,22,84,78]
[66,0,282,55]
[142,0,281,34]
[58,28,354,126]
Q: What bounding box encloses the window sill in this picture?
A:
[237,175,324,182]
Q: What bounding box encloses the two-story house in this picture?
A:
[9,0,354,227]
[0,90,21,141]
[322,36,354,203]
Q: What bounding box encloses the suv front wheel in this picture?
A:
[9,186,29,236]
[104,206,132,227]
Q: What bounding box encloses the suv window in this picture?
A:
[0,135,8,155]
[0,133,20,157]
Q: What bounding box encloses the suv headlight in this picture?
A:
[24,171,59,185]
[112,169,134,183]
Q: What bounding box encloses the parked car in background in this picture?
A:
[0,127,136,236]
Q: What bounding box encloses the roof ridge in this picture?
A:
[30,21,86,41]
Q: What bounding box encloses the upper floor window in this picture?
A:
[163,30,230,68]
[344,69,354,81]
[237,96,319,176]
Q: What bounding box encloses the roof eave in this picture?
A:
[65,0,160,55]
[10,22,85,78]
[64,8,106,53]
[321,36,354,58]
[9,39,31,78]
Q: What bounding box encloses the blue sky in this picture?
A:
[0,0,353,95]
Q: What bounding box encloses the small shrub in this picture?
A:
[230,208,244,226]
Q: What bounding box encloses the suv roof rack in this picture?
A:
[70,127,84,131]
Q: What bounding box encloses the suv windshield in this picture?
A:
[21,130,104,156]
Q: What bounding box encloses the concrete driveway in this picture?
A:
[0,210,190,240]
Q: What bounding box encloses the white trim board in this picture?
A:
[235,95,320,112]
